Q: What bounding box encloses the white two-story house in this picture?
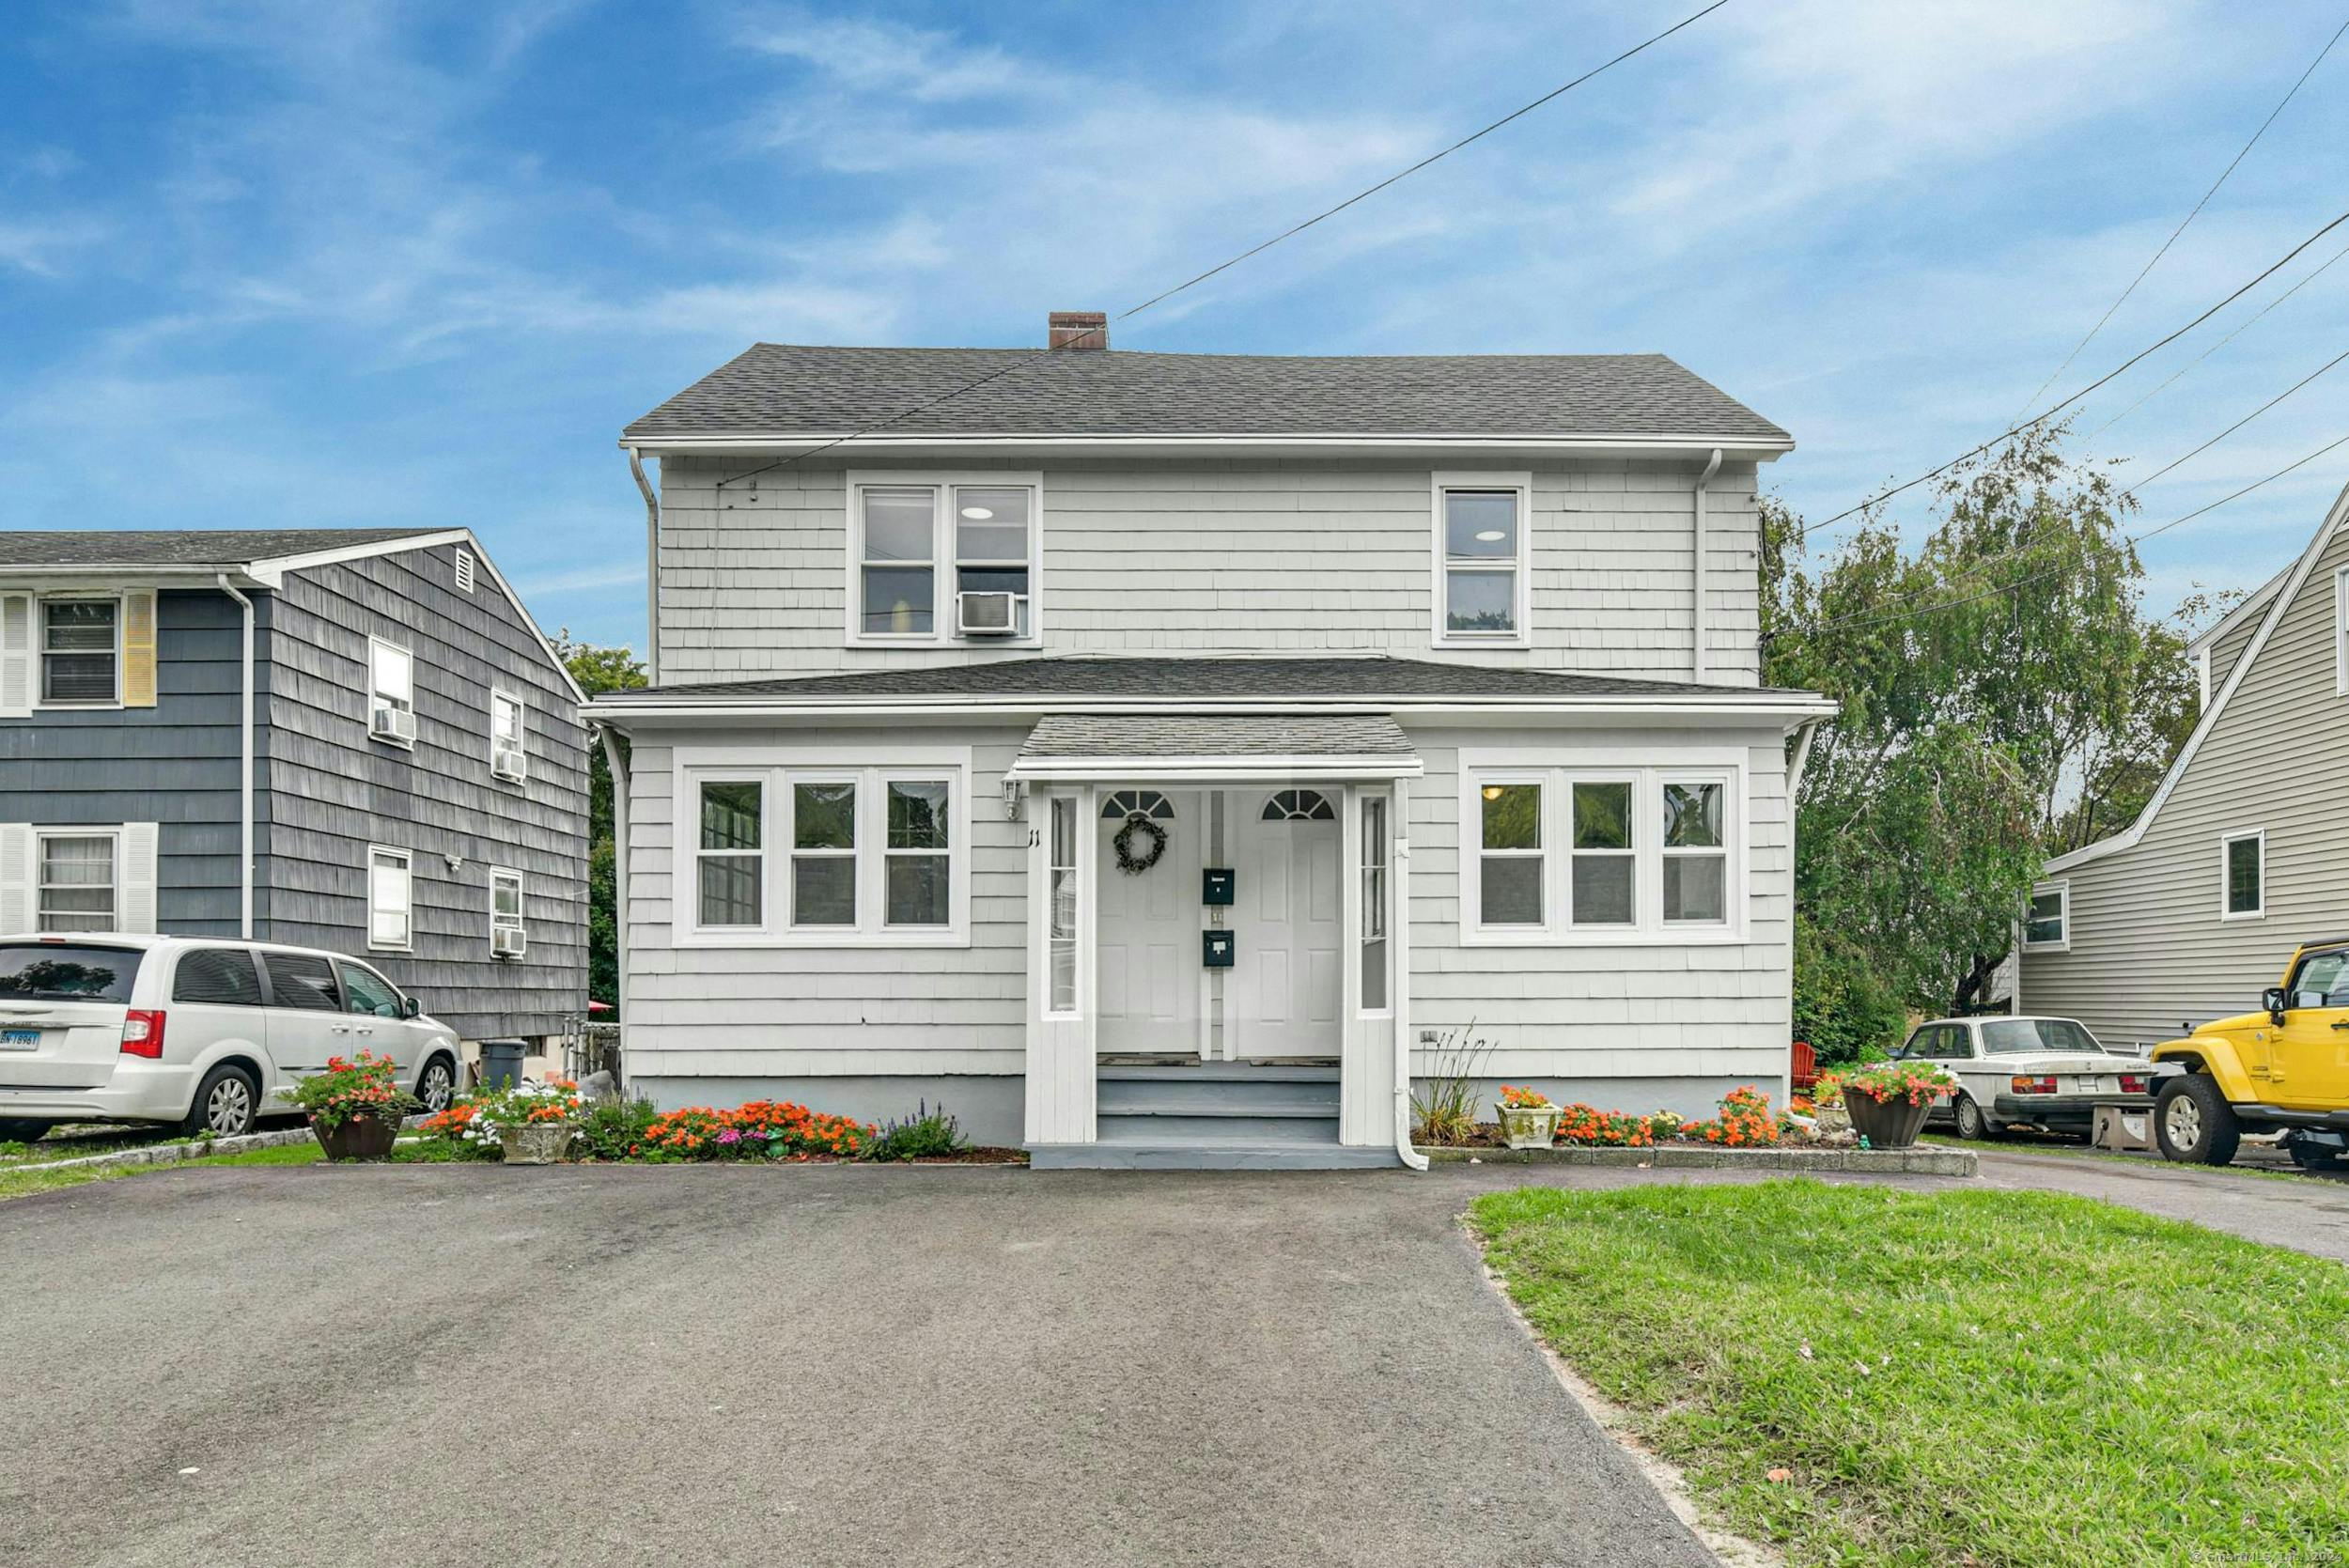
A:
[590,313,1834,1168]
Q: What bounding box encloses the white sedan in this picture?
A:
[1890,1015,2156,1141]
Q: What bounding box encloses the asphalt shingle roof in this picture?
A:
[0,529,445,567]
[596,655,1815,704]
[1019,713,1416,759]
[623,345,1789,442]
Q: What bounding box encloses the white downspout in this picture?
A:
[1782,715,1824,1111]
[1391,775,1427,1172]
[597,723,630,1038]
[215,573,255,939]
[628,446,661,686]
[1692,448,1723,683]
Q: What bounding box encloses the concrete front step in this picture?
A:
[1031,1141,1402,1171]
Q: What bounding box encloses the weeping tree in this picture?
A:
[1764,427,2188,1050]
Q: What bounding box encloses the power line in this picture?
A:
[2008,16,2349,424]
[1783,206,2349,545]
[710,0,1733,492]
[1771,428,2349,644]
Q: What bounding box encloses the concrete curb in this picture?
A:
[1418,1143,1976,1176]
[9,1125,322,1174]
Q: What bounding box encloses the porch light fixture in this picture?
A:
[1482,785,1504,800]
[959,505,994,519]
[1473,530,1506,542]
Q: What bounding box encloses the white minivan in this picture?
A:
[0,934,461,1142]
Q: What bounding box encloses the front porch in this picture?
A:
[1010,715,1420,1170]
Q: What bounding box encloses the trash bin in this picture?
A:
[478,1040,526,1092]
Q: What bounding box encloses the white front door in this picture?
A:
[1095,789,1197,1054]
[1230,788,1343,1059]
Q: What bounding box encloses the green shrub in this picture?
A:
[1792,917,1907,1065]
[863,1102,966,1162]
[576,1096,658,1161]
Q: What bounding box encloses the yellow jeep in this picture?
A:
[2150,938,2349,1169]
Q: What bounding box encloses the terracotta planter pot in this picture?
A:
[1843,1088,1931,1149]
[314,1112,398,1162]
[498,1123,575,1165]
[1498,1104,1563,1150]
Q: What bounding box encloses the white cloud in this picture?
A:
[0,214,113,278]
[514,561,646,597]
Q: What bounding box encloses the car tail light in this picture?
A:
[2010,1075,2058,1094]
[2119,1074,2150,1095]
[120,1010,166,1059]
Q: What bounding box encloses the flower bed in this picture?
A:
[1429,1086,1795,1151]
[402,1091,1023,1165]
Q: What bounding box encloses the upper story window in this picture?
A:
[2220,830,2264,921]
[2334,565,2349,696]
[367,637,416,748]
[2022,883,2068,949]
[1433,473,1531,647]
[490,689,527,784]
[490,867,526,957]
[42,599,119,704]
[848,474,1041,646]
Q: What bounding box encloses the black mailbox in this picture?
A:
[1202,930,1236,968]
[1202,867,1236,907]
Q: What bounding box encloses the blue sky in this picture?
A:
[6,0,2348,651]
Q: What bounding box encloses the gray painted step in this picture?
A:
[1097,1063,1339,1083]
[1096,1078,1341,1116]
[1031,1141,1402,1171]
[1097,1112,1337,1143]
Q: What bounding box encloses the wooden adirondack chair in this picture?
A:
[1790,1040,1818,1094]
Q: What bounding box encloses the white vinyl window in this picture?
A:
[1048,795,1078,1015]
[368,637,415,749]
[367,846,413,951]
[2023,882,2068,949]
[40,598,120,706]
[677,753,971,946]
[848,473,1042,645]
[490,688,526,783]
[2335,566,2349,696]
[1463,758,1746,943]
[490,866,525,952]
[37,832,117,932]
[1361,796,1390,1013]
[2220,830,2264,921]
[1433,473,1531,646]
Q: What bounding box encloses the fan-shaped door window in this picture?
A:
[1101,789,1175,820]
[1261,789,1335,822]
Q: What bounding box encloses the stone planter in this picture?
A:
[314,1113,398,1162]
[1498,1104,1563,1150]
[497,1122,575,1165]
[1843,1088,1931,1149]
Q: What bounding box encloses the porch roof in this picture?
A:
[1007,713,1422,782]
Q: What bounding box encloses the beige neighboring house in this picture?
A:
[2019,482,2349,1049]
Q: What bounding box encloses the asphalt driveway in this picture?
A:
[2,1164,1727,1568]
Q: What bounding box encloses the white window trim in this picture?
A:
[674,746,973,949]
[1458,748,1750,946]
[1431,471,1532,649]
[35,592,125,711]
[367,845,414,953]
[489,687,526,784]
[34,826,122,933]
[367,635,416,751]
[2218,829,2266,922]
[844,471,1045,649]
[2022,878,2069,953]
[490,865,525,947]
[2334,565,2349,696]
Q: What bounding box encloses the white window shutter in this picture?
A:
[0,594,31,718]
[0,824,31,932]
[119,822,160,934]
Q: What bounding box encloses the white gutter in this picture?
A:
[1392,773,1426,1172]
[628,446,661,685]
[597,723,630,1033]
[1008,755,1425,783]
[621,431,1796,458]
[215,573,256,939]
[588,695,1843,722]
[1692,448,1722,683]
[1781,714,1826,1111]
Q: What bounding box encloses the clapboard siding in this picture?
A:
[2021,508,2349,1048]
[1400,722,1793,1090]
[0,588,268,937]
[257,547,588,1039]
[652,456,1760,684]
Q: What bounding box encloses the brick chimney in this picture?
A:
[1048,310,1108,350]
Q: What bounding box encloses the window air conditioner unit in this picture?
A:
[492,744,527,784]
[371,704,416,745]
[491,924,527,958]
[957,591,1024,637]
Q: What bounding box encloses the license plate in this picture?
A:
[0,1029,40,1050]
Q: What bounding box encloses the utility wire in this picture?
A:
[711,0,1732,491]
[1783,207,2349,545]
[2007,16,2348,425]
[1771,428,2349,644]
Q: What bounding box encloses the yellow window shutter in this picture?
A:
[122,590,157,707]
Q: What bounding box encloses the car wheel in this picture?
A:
[2155,1076,2240,1167]
[181,1063,261,1141]
[0,1118,54,1145]
[1952,1094,1999,1141]
[415,1053,457,1116]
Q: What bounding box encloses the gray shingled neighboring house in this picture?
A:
[0,528,590,1047]
[591,315,1837,1167]
[2019,481,2349,1049]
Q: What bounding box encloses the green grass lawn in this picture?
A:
[0,1140,322,1204]
[1473,1180,2349,1568]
